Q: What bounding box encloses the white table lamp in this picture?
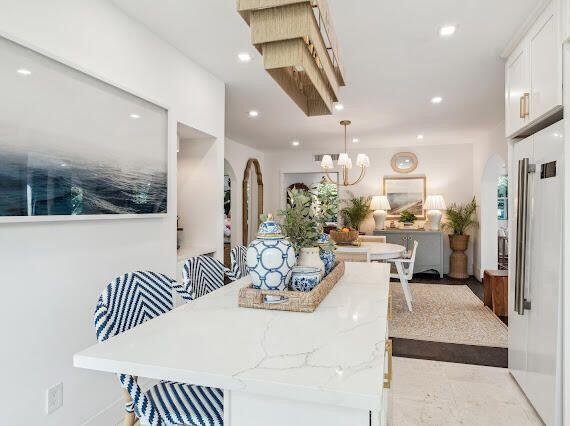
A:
[424,195,446,231]
[371,195,391,231]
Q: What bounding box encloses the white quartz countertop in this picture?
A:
[74,263,390,411]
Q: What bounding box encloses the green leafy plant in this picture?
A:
[443,197,478,235]
[279,189,321,253]
[399,210,417,223]
[314,178,338,224]
[339,193,372,230]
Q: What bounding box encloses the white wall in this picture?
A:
[178,136,223,258]
[224,138,267,247]
[264,143,475,274]
[0,1,224,425]
[472,122,508,279]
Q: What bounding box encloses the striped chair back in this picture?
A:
[94,271,186,425]
[228,245,248,281]
[183,255,227,299]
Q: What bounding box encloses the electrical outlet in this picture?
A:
[46,382,63,414]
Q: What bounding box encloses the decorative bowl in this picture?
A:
[329,229,359,245]
[289,266,321,292]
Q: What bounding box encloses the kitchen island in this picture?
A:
[74,262,392,426]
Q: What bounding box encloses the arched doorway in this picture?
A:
[479,154,507,277]
[223,159,237,266]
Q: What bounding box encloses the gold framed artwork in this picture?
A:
[383,176,426,219]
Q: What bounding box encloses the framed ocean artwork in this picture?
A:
[383,176,426,219]
[0,36,168,222]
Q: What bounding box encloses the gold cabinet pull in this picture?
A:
[524,92,530,117]
[388,292,393,321]
[519,95,525,119]
[383,339,393,389]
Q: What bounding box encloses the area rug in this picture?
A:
[389,283,508,348]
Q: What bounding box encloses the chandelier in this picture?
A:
[320,120,370,186]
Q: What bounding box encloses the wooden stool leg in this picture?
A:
[122,377,138,426]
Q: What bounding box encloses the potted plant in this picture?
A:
[279,188,331,276]
[443,197,478,279]
[398,210,417,227]
[314,178,338,233]
[339,194,372,233]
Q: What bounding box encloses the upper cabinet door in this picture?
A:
[505,0,562,138]
[506,45,530,137]
[529,2,562,122]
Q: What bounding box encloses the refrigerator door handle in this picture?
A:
[514,158,534,315]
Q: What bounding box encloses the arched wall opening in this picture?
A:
[478,153,507,278]
[224,159,239,259]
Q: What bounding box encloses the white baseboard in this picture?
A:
[81,378,156,426]
[81,397,124,426]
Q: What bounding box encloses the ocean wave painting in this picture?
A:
[0,35,168,219]
[0,149,166,216]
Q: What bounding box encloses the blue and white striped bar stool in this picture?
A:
[227,245,248,281]
[182,256,228,299]
[94,271,223,425]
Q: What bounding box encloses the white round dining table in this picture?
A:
[335,242,406,262]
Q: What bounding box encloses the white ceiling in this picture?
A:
[112,0,542,151]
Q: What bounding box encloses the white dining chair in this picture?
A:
[387,240,418,312]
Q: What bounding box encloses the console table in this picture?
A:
[373,229,444,277]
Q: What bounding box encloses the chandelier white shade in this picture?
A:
[425,195,446,231]
[321,120,370,186]
[371,195,391,231]
[320,154,334,169]
[337,153,350,167]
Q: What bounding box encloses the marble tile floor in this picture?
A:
[388,357,544,425]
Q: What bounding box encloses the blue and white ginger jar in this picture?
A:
[319,233,336,276]
[247,215,296,290]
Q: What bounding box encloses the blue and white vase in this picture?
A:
[247,216,296,290]
[290,266,321,292]
[319,233,336,276]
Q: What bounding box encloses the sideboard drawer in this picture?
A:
[374,230,444,278]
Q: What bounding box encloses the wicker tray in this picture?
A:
[238,261,345,313]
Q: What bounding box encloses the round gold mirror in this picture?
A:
[391,152,418,174]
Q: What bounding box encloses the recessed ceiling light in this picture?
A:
[291,140,301,147]
[248,110,259,118]
[352,138,359,143]
[334,103,344,111]
[238,52,252,62]
[431,96,443,104]
[439,25,456,37]
[417,134,424,140]
[129,113,141,119]
[17,68,31,76]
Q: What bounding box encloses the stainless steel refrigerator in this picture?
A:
[509,120,564,425]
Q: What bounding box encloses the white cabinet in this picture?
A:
[505,46,530,139]
[505,1,562,138]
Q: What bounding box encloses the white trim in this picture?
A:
[501,0,553,59]
[0,213,167,224]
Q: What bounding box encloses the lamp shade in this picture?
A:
[320,154,334,170]
[371,195,391,211]
[356,153,370,168]
[337,153,350,167]
[425,195,446,210]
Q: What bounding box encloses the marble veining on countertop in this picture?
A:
[74,263,390,410]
